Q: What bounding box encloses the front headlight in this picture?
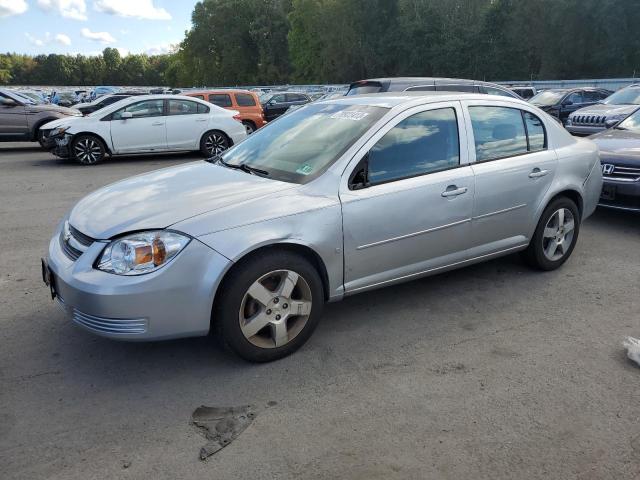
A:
[97,231,190,275]
[53,126,70,136]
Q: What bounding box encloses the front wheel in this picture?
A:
[200,131,230,157]
[522,197,580,270]
[214,251,324,362]
[242,121,256,134]
[72,134,106,165]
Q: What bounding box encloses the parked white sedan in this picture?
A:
[41,95,247,165]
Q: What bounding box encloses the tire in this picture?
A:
[214,250,324,362]
[242,121,256,134]
[522,197,580,271]
[200,130,230,157]
[37,129,47,148]
[72,134,106,165]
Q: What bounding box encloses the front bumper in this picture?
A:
[599,178,640,212]
[566,124,606,136]
[45,222,233,341]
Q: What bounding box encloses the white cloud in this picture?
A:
[37,0,87,21]
[55,33,72,46]
[26,33,47,47]
[145,42,174,55]
[115,47,129,56]
[0,0,28,17]
[81,27,116,44]
[93,0,171,20]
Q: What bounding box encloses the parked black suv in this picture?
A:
[529,88,612,125]
[346,77,521,98]
[261,92,311,121]
[74,92,147,115]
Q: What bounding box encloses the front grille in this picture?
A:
[573,115,606,126]
[60,222,95,260]
[72,310,148,335]
[603,164,640,182]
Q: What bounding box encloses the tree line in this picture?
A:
[2,0,640,87]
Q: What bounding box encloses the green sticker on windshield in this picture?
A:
[296,164,314,175]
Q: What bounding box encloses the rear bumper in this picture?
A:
[598,178,640,212]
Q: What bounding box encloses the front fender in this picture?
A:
[196,204,345,301]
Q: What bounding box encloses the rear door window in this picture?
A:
[469,106,528,161]
[168,100,200,116]
[235,93,256,107]
[208,94,232,108]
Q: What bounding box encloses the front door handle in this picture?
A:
[151,122,164,126]
[195,118,207,122]
[529,168,549,178]
[441,186,468,198]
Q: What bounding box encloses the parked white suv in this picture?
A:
[42,95,247,165]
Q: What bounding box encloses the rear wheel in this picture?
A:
[523,197,580,270]
[200,130,230,157]
[72,134,106,165]
[242,121,256,134]
[214,251,324,362]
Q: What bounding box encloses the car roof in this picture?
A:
[320,91,528,109]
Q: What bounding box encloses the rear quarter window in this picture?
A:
[235,93,256,107]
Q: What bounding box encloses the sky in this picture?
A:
[0,0,199,56]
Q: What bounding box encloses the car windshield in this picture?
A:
[602,88,640,105]
[529,90,565,106]
[346,82,383,96]
[616,108,640,132]
[220,103,387,184]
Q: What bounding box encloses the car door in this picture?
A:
[263,94,287,121]
[164,99,210,150]
[559,91,585,123]
[463,101,557,256]
[340,102,475,293]
[109,99,167,153]
[0,94,28,140]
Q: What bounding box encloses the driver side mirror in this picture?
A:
[0,98,18,107]
[120,111,133,120]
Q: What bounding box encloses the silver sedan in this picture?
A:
[44,93,603,362]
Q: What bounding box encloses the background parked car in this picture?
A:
[41,95,246,165]
[589,107,640,212]
[185,89,265,133]
[346,77,522,98]
[0,88,81,145]
[74,93,148,115]
[566,84,640,136]
[261,92,311,121]
[509,86,537,99]
[529,87,611,125]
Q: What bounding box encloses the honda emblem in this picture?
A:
[602,164,615,175]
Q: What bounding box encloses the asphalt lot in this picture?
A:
[1,142,639,480]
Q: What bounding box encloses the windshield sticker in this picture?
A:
[330,111,370,121]
[296,164,314,175]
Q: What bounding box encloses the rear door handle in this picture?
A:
[441,186,468,198]
[151,122,164,126]
[529,168,549,178]
[195,118,207,122]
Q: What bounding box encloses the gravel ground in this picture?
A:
[1,142,639,480]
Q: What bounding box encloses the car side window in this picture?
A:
[197,103,210,114]
[583,91,603,102]
[208,94,232,108]
[112,99,164,120]
[235,93,256,106]
[484,86,516,98]
[271,94,286,103]
[523,111,546,151]
[366,108,460,185]
[168,100,199,116]
[286,93,306,102]
[469,106,528,162]
[192,94,205,100]
[566,92,583,104]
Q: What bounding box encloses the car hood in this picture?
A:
[570,104,638,117]
[589,129,640,160]
[27,104,81,116]
[68,162,296,239]
[41,114,87,130]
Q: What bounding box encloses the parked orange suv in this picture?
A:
[185,89,266,134]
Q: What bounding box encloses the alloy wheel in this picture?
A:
[542,208,575,261]
[239,269,313,349]
[204,133,228,156]
[74,138,101,164]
